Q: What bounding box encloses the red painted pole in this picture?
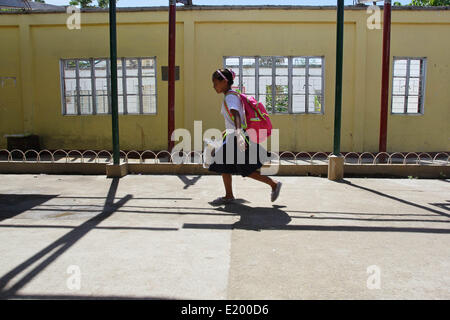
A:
[379,0,391,154]
[168,0,176,152]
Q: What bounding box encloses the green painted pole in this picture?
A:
[109,0,120,165]
[333,0,344,156]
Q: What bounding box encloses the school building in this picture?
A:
[0,5,449,153]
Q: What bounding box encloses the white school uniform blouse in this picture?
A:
[221,92,246,143]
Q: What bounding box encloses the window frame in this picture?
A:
[223,55,325,115]
[391,56,427,116]
[60,57,158,116]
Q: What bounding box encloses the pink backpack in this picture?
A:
[223,90,273,144]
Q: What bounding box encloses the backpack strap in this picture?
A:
[224,90,248,130]
[223,91,250,145]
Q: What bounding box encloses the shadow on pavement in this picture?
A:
[0,194,58,222]
[185,202,292,231]
[177,175,202,189]
[0,178,131,299]
[183,192,450,234]
[339,179,450,219]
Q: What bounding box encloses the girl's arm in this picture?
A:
[230,109,246,151]
[221,110,241,136]
[230,109,242,130]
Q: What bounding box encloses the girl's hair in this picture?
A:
[212,68,234,86]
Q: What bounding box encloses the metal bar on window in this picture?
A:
[391,57,397,114]
[91,58,97,115]
[288,56,292,114]
[404,58,411,114]
[122,57,127,115]
[75,60,81,115]
[271,56,276,114]
[60,60,66,115]
[138,58,143,114]
[255,56,259,101]
[417,60,423,114]
[239,56,243,92]
[154,57,158,114]
[321,56,325,114]
[305,57,310,114]
[420,58,427,114]
[106,59,112,114]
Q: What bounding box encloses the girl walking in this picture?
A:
[208,68,282,205]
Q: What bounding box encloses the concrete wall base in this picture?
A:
[328,155,344,181]
[0,162,448,179]
[106,163,128,178]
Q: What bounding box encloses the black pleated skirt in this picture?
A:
[208,132,270,177]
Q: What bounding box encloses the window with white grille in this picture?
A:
[60,57,157,115]
[391,57,427,114]
[224,56,325,114]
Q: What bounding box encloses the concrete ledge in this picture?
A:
[344,164,449,179]
[0,162,448,178]
[0,162,106,174]
[106,163,128,178]
[128,163,213,175]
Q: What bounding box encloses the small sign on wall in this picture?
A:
[161,66,180,81]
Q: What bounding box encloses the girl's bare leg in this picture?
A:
[222,173,234,199]
[247,170,278,191]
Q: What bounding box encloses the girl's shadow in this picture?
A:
[215,200,292,231]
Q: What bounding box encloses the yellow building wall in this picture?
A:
[0,7,449,153]
[194,20,356,152]
[364,20,450,152]
[29,17,184,151]
[0,26,23,141]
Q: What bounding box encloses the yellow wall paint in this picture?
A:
[27,21,184,150]
[0,8,449,153]
[194,22,356,152]
[0,26,23,142]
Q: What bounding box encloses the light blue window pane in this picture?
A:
[96,95,108,114]
[394,59,407,77]
[127,95,140,114]
[142,77,156,95]
[393,77,406,95]
[293,77,306,94]
[65,79,77,95]
[142,58,155,76]
[293,95,306,113]
[392,96,405,113]
[80,96,93,114]
[65,96,77,115]
[143,95,157,114]
[407,96,419,113]
[126,58,139,76]
[126,77,139,95]
[94,59,107,77]
[78,60,91,78]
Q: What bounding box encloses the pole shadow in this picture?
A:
[0,194,58,222]
[338,179,450,219]
[0,178,131,299]
[177,175,202,189]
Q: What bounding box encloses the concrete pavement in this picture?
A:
[0,174,449,299]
